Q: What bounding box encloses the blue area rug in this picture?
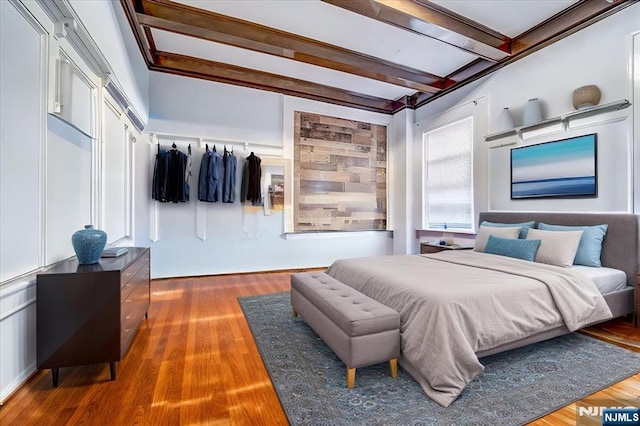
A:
[238,292,640,425]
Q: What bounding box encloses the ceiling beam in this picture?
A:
[137,0,450,93]
[511,0,634,55]
[412,0,639,109]
[323,0,511,61]
[120,0,155,64]
[153,51,404,114]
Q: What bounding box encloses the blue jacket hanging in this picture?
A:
[198,146,223,202]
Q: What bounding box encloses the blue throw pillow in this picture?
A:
[481,220,535,239]
[537,222,608,267]
[484,235,541,262]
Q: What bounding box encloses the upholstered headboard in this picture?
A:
[478,212,640,287]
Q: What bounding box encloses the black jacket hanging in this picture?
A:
[152,144,190,203]
[152,146,168,201]
[222,147,237,203]
[241,152,261,205]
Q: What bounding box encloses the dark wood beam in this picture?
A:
[511,0,634,54]
[119,0,154,64]
[413,0,639,109]
[138,0,449,93]
[153,51,404,114]
[323,0,511,61]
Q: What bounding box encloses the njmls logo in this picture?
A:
[602,408,640,426]
[576,400,640,426]
[578,406,638,417]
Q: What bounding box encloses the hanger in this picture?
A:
[206,143,209,152]
[171,142,177,149]
[188,144,191,155]
[157,143,160,154]
[213,144,217,152]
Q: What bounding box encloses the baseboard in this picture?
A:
[0,362,37,405]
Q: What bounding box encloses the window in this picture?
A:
[102,96,131,244]
[423,116,473,231]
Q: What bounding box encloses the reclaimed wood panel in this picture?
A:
[294,111,387,231]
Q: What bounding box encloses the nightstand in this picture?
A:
[420,242,474,254]
[635,273,639,328]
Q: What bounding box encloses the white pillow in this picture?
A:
[526,228,583,268]
[474,225,521,252]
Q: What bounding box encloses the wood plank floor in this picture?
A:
[1,271,638,425]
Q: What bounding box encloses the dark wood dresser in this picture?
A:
[36,247,150,387]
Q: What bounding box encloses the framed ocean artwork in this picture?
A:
[511,133,597,199]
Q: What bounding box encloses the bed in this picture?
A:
[325,212,638,407]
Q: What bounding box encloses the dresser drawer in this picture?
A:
[120,252,149,289]
[121,279,149,319]
[121,258,150,302]
[120,283,149,354]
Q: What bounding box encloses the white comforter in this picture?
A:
[326,251,612,407]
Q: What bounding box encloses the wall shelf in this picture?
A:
[484,99,631,143]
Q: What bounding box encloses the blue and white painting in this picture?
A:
[511,134,597,199]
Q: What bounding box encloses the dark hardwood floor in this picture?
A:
[0,271,638,425]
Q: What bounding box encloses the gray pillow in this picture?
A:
[481,220,535,239]
[526,228,583,268]
[474,225,521,252]
[537,222,608,267]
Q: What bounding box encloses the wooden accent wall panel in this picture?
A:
[294,111,387,231]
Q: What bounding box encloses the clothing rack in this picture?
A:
[158,141,191,155]
[149,132,283,157]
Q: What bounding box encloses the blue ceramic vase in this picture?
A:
[71,225,107,265]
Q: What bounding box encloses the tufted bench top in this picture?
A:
[291,272,399,337]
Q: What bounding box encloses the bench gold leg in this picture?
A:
[347,367,356,388]
[292,307,298,317]
[389,358,398,378]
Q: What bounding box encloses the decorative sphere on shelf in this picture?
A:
[572,85,601,110]
[71,225,107,265]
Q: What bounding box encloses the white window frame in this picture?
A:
[417,97,488,234]
[100,92,134,246]
[422,116,474,232]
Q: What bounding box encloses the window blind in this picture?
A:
[424,116,473,230]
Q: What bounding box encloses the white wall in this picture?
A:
[144,72,393,278]
[0,0,150,404]
[0,0,45,403]
[70,0,149,124]
[414,3,640,216]
[45,115,93,264]
[389,109,415,255]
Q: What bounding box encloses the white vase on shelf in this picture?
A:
[523,98,543,125]
[498,107,515,131]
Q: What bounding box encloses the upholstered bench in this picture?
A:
[290,272,400,388]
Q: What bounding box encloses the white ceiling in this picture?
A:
[430,0,579,37]
[122,0,627,112]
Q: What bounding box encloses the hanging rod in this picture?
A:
[149,131,283,150]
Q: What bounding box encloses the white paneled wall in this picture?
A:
[0,0,47,403]
[0,0,46,283]
[0,0,148,404]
